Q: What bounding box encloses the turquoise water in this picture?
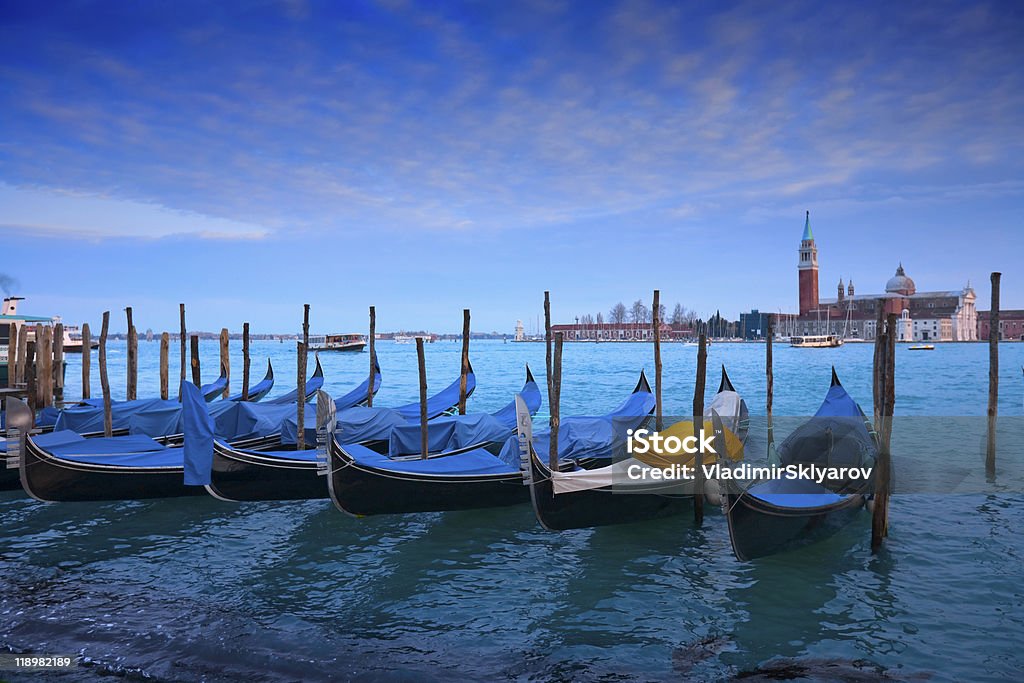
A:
[3,340,1024,681]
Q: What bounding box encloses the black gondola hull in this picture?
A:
[20,439,201,502]
[208,446,326,501]
[527,450,691,531]
[328,440,528,516]
[723,487,866,561]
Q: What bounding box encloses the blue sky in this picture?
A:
[1,0,1021,333]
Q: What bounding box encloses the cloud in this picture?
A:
[0,184,270,240]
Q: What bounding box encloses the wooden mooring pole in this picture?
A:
[367,306,375,407]
[178,303,186,400]
[126,307,137,401]
[459,308,470,415]
[242,322,251,401]
[871,313,897,551]
[81,322,91,400]
[100,311,112,437]
[52,321,64,405]
[766,316,774,447]
[159,332,169,400]
[693,332,707,523]
[5,323,14,389]
[297,304,310,451]
[190,335,201,387]
[653,290,663,431]
[987,272,1000,478]
[38,325,53,408]
[544,291,552,403]
[15,324,29,387]
[220,327,230,398]
[25,340,36,413]
[296,340,307,451]
[550,331,563,470]
[417,337,428,459]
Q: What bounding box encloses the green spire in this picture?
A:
[802,210,813,241]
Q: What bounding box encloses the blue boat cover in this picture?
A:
[747,476,845,508]
[392,371,476,420]
[387,413,510,457]
[182,380,214,485]
[54,398,173,434]
[488,376,542,430]
[342,442,517,476]
[280,404,408,446]
[814,383,864,419]
[525,389,656,464]
[36,405,61,427]
[38,430,180,468]
[1,428,85,453]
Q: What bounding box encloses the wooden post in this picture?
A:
[987,272,1000,477]
[302,304,310,348]
[459,308,470,415]
[126,307,137,401]
[872,300,885,421]
[366,306,375,407]
[25,341,36,413]
[190,335,201,387]
[693,332,708,523]
[15,323,28,386]
[52,321,64,404]
[219,327,230,398]
[99,311,112,436]
[80,322,91,399]
[37,325,52,408]
[5,323,15,388]
[297,340,307,451]
[549,332,563,470]
[241,322,251,401]
[544,291,552,402]
[653,290,663,431]
[416,337,428,459]
[871,313,897,551]
[766,316,774,447]
[159,332,169,400]
[178,304,187,400]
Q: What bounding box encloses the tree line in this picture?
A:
[575,301,700,326]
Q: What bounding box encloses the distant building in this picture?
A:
[739,309,771,340]
[550,321,695,342]
[515,320,525,342]
[977,310,1024,340]
[788,214,977,341]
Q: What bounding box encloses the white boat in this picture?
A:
[308,333,366,352]
[394,334,434,344]
[790,334,843,348]
[908,344,935,351]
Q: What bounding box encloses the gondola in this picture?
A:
[224,358,275,402]
[12,364,357,502]
[326,369,649,517]
[196,366,536,502]
[521,366,747,531]
[722,368,877,561]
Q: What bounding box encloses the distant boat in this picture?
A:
[309,333,366,352]
[394,334,433,344]
[790,334,843,348]
[908,344,935,351]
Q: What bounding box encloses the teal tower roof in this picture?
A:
[802,210,812,241]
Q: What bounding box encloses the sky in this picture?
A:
[1,0,1022,334]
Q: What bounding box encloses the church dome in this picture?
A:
[885,263,916,295]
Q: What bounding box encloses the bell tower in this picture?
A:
[798,210,818,316]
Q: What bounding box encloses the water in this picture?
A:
[3,340,1024,681]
